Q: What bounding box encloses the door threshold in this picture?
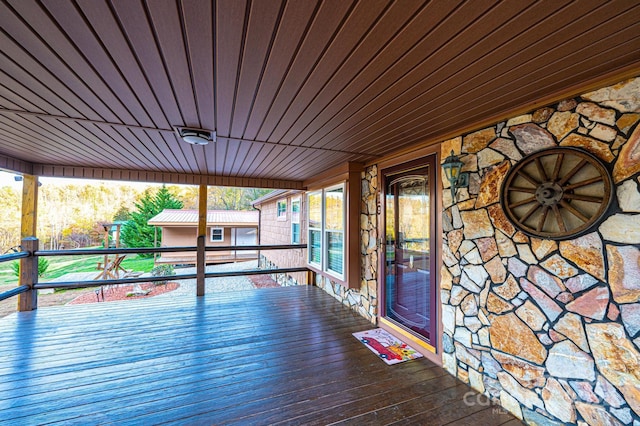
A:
[379,316,437,358]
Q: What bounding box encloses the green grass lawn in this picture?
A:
[0,252,155,286]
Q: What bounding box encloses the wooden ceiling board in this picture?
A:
[0,117,57,162]
[145,0,200,128]
[214,136,229,174]
[381,17,640,152]
[238,142,276,178]
[8,0,139,125]
[287,0,468,149]
[275,0,426,146]
[0,2,121,123]
[182,0,215,132]
[263,0,391,144]
[307,0,531,151]
[0,93,29,112]
[78,1,171,130]
[253,0,357,144]
[110,0,185,127]
[127,127,188,174]
[249,143,288,178]
[369,43,640,157]
[224,139,252,176]
[340,0,638,154]
[0,70,53,115]
[42,0,155,128]
[30,118,123,169]
[1,0,639,185]
[272,149,350,181]
[156,132,198,175]
[86,126,149,170]
[214,0,247,137]
[0,32,100,121]
[229,0,283,139]
[0,115,105,167]
[240,0,321,141]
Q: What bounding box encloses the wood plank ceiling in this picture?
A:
[0,0,639,186]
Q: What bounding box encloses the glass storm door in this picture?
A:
[383,158,437,346]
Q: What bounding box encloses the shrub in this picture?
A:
[11,257,50,278]
[151,264,174,285]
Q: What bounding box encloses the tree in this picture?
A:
[120,186,183,256]
[112,206,131,222]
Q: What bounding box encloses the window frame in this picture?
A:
[323,184,345,278]
[291,196,301,244]
[210,227,224,242]
[307,191,322,268]
[276,199,287,220]
[306,184,345,280]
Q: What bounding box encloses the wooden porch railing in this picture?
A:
[0,238,310,311]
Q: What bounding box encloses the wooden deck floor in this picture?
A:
[0,286,521,425]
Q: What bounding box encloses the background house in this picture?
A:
[252,189,306,286]
[148,209,258,265]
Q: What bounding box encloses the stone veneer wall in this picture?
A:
[314,166,379,324]
[440,77,640,425]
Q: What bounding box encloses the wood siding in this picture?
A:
[259,195,307,284]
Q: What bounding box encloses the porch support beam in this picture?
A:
[196,183,207,296]
[20,174,38,238]
[18,174,39,311]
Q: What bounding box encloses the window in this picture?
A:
[307,185,345,277]
[308,191,322,265]
[325,186,344,275]
[277,199,287,219]
[210,227,224,242]
[291,197,301,244]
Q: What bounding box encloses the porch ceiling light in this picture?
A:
[175,127,216,146]
[441,150,469,203]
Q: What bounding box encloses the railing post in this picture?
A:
[18,237,39,311]
[196,183,207,296]
[196,235,205,296]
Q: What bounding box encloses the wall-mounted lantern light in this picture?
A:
[441,150,469,203]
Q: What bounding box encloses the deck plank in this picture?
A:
[0,286,518,425]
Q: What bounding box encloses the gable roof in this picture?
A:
[148,209,258,227]
[251,189,303,207]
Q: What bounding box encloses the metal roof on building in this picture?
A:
[148,209,258,226]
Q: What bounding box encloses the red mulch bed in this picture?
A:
[249,274,280,288]
[68,282,179,305]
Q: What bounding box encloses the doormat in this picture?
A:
[353,328,423,365]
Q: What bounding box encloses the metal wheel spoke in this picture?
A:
[558,159,587,186]
[507,186,537,194]
[551,205,566,232]
[537,206,550,232]
[508,196,536,209]
[563,176,603,191]
[517,170,541,187]
[559,200,589,223]
[519,203,540,224]
[563,193,603,203]
[535,157,548,181]
[551,153,564,181]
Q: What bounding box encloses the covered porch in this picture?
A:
[0,286,518,425]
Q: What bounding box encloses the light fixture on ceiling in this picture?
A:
[175,127,216,145]
[441,150,469,203]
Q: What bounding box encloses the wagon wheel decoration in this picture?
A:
[500,147,613,240]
